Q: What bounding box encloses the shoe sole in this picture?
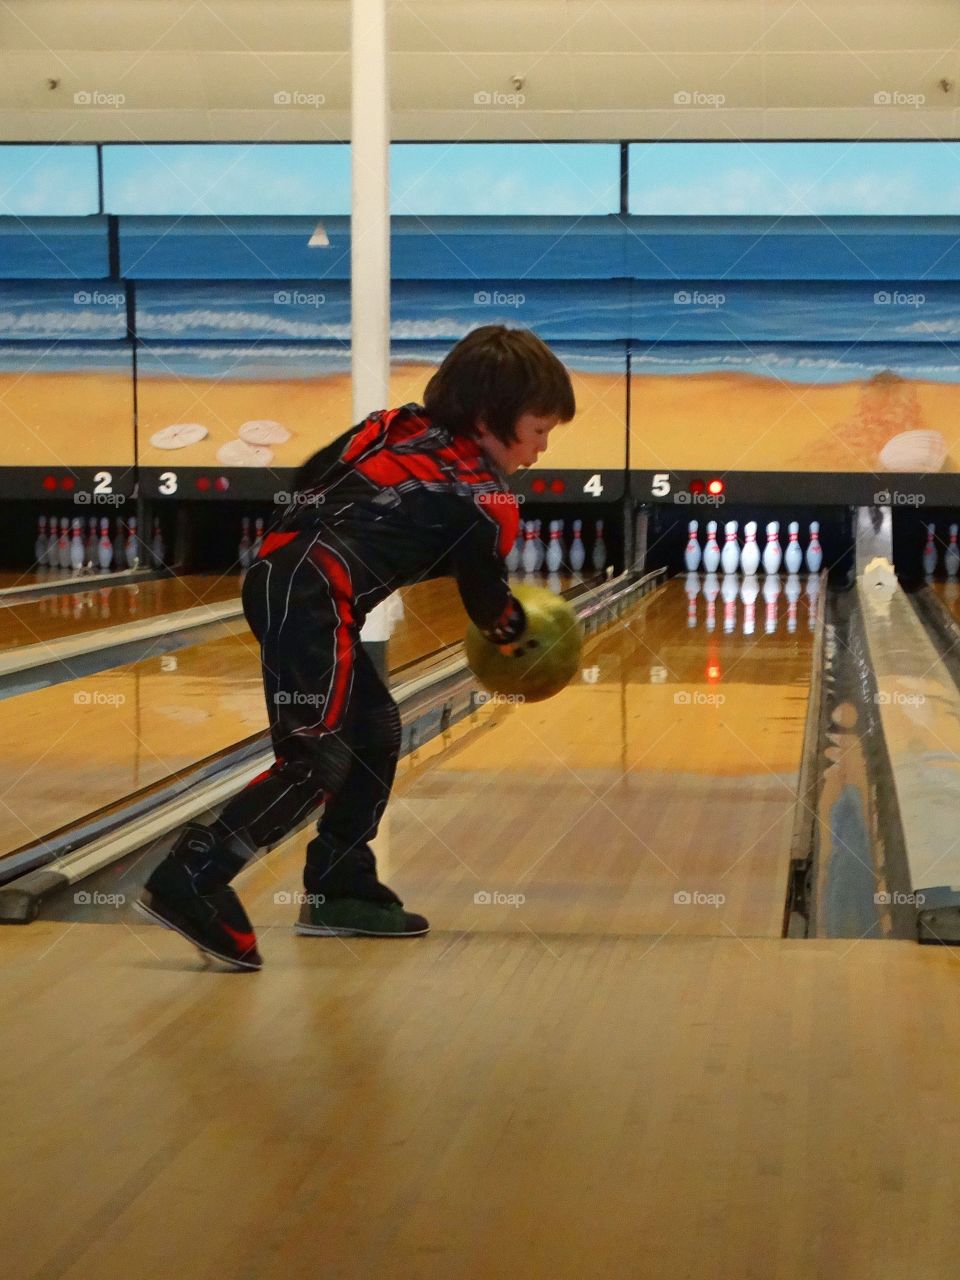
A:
[134,898,262,972]
[294,921,429,938]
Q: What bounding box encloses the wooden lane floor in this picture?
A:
[0,573,573,862]
[0,574,242,651]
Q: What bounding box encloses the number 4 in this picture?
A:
[583,473,604,497]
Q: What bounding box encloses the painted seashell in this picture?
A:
[878,429,947,472]
[150,423,208,449]
[238,419,291,446]
[216,439,274,468]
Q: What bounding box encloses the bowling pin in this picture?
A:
[702,572,719,633]
[922,522,937,577]
[721,572,739,633]
[702,520,721,573]
[251,517,264,561]
[784,521,803,574]
[946,524,960,579]
[740,521,761,577]
[125,516,139,569]
[591,519,607,573]
[151,517,165,568]
[763,574,781,634]
[521,521,537,573]
[569,519,586,573]
[785,574,802,634]
[69,518,84,571]
[762,521,782,575]
[505,527,521,573]
[238,517,252,570]
[806,520,823,573]
[684,571,700,628]
[545,520,563,573]
[740,574,760,635]
[84,517,97,566]
[532,520,545,573]
[683,520,701,572]
[720,521,740,575]
[97,517,113,570]
[44,517,58,566]
[57,517,71,570]
[34,516,47,567]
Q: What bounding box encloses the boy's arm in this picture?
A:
[450,495,525,644]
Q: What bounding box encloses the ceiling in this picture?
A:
[1,0,959,143]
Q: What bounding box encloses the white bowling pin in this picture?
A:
[69,518,85,571]
[946,524,960,579]
[683,520,701,572]
[763,574,781,634]
[545,520,563,573]
[702,572,719,632]
[34,516,47,567]
[521,521,538,573]
[684,571,700,628]
[591,519,607,572]
[58,517,71,570]
[702,520,721,573]
[84,517,97,566]
[784,521,803,574]
[44,516,58,566]
[125,516,139,569]
[720,521,740,575]
[806,520,823,573]
[762,521,782,575]
[569,519,586,573]
[922,523,937,577]
[505,526,521,573]
[532,520,545,573]
[740,521,761,577]
[97,517,113,570]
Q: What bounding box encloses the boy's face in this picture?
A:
[476,412,559,476]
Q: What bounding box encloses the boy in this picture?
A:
[136,325,576,971]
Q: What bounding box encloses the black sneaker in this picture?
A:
[135,829,262,972]
[294,895,429,938]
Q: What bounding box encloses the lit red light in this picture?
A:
[550,478,565,493]
[707,478,725,495]
[689,479,705,495]
[215,476,230,492]
[61,477,75,490]
[532,478,546,493]
[196,476,211,491]
[42,476,57,491]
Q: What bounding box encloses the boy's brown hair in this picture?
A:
[423,325,576,443]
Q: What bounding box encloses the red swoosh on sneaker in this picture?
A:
[220,922,258,953]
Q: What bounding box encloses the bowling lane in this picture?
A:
[0,575,241,652]
[239,575,819,940]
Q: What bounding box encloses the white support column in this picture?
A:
[350,0,390,423]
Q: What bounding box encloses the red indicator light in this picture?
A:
[42,475,57,491]
[215,476,230,492]
[532,478,546,493]
[707,478,725,495]
[550,478,565,493]
[61,477,75,491]
[707,663,721,683]
[196,475,211,491]
[689,479,705,495]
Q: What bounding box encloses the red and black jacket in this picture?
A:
[260,404,524,643]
